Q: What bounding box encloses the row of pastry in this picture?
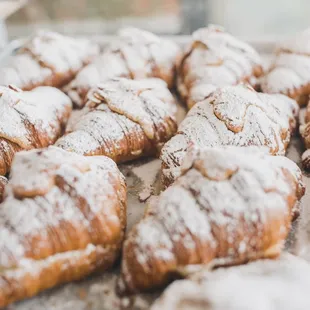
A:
[0,25,309,308]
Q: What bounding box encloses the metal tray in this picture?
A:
[1,36,309,310]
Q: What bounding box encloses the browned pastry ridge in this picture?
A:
[259,28,310,105]
[64,27,181,108]
[0,31,99,91]
[0,85,72,175]
[299,100,310,169]
[56,78,177,163]
[0,175,7,202]
[151,253,310,310]
[0,146,127,308]
[118,147,305,294]
[177,25,263,109]
[160,84,299,186]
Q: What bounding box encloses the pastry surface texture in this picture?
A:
[151,254,310,310]
[0,146,126,308]
[177,25,263,109]
[0,175,7,202]
[260,28,310,105]
[119,147,304,293]
[0,31,99,91]
[64,27,181,108]
[300,100,310,169]
[0,85,72,175]
[160,84,299,186]
[56,78,177,163]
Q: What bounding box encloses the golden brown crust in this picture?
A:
[0,31,99,91]
[299,99,310,170]
[0,147,127,308]
[118,147,304,294]
[0,85,72,175]
[64,27,181,108]
[0,175,7,202]
[56,78,177,163]
[177,25,263,109]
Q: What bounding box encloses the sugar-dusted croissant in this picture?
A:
[56,78,177,163]
[0,31,99,91]
[259,28,310,105]
[151,254,310,310]
[64,27,181,108]
[0,85,72,175]
[118,147,304,294]
[160,84,299,186]
[177,25,263,109]
[299,100,310,169]
[0,175,7,202]
[0,146,126,308]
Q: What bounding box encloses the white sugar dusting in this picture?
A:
[0,146,125,273]
[57,78,177,160]
[260,27,310,98]
[151,253,310,310]
[0,30,99,90]
[178,25,263,108]
[160,84,298,184]
[65,27,180,107]
[0,85,71,150]
[121,146,303,292]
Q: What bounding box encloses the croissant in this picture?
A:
[160,84,299,186]
[0,85,71,175]
[64,27,181,108]
[259,28,310,105]
[151,254,310,310]
[0,146,126,308]
[118,146,304,294]
[0,31,99,91]
[177,25,263,109]
[56,78,177,163]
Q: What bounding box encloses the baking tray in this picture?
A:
[1,36,309,310]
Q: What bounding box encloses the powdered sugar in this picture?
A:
[151,253,310,310]
[57,78,177,162]
[0,85,71,150]
[0,146,125,273]
[260,27,310,100]
[24,31,99,73]
[160,84,298,184]
[120,146,303,293]
[65,27,180,107]
[178,25,263,108]
[0,30,99,90]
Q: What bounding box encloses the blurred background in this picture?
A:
[0,0,309,45]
